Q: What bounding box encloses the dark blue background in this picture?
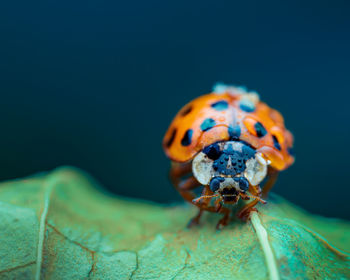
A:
[1,0,349,219]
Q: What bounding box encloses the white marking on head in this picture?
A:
[244,153,268,186]
[192,152,215,185]
[224,141,243,153]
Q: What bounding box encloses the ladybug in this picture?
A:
[163,84,295,229]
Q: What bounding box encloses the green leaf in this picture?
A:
[0,167,349,279]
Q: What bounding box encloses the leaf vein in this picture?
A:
[129,252,139,280]
[171,248,191,280]
[0,261,36,275]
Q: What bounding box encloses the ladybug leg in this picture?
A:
[261,169,279,198]
[170,162,232,228]
[191,188,231,229]
[169,161,192,185]
[216,204,231,230]
[192,186,224,213]
[187,209,204,228]
[196,197,230,215]
[237,169,277,220]
[170,162,200,203]
[188,186,214,227]
[214,198,223,212]
[178,177,202,204]
[212,195,232,229]
[237,185,262,221]
[173,177,205,228]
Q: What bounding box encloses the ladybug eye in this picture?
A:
[209,178,220,192]
[209,176,225,192]
[234,177,249,192]
[203,143,222,160]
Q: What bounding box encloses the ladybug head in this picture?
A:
[192,141,269,203]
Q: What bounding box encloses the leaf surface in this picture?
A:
[0,167,349,279]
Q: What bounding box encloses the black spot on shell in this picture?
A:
[180,105,192,116]
[254,122,267,138]
[211,100,229,111]
[165,128,177,148]
[273,135,281,151]
[181,129,193,146]
[200,118,216,131]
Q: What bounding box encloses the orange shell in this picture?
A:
[163,89,294,171]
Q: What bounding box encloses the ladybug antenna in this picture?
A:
[240,193,267,204]
[192,194,220,204]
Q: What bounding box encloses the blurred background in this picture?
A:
[0,0,349,219]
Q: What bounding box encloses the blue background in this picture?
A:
[1,0,349,219]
